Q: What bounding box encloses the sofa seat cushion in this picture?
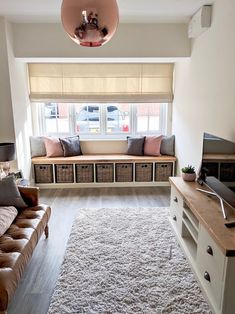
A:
[16,205,51,240]
[0,268,19,310]
[0,204,51,311]
[0,228,39,310]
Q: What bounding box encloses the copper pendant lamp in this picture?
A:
[61,0,119,47]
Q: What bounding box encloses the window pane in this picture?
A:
[136,103,161,133]
[137,116,148,132]
[75,104,101,133]
[106,104,130,134]
[57,103,69,133]
[45,118,56,133]
[149,116,160,131]
[44,103,69,133]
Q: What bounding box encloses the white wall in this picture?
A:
[0,18,15,142]
[12,23,190,59]
[172,0,235,174]
[0,18,17,173]
[81,140,127,154]
[5,21,33,178]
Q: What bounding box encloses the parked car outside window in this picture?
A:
[76,105,129,133]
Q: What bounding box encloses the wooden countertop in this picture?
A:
[170,177,235,256]
[32,154,176,164]
[203,153,235,162]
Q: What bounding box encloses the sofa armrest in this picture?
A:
[18,186,39,207]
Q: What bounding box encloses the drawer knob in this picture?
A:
[173,215,177,221]
[173,196,178,203]
[204,271,211,282]
[206,245,213,256]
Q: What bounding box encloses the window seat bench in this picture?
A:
[31,154,176,188]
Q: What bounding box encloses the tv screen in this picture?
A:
[198,132,235,212]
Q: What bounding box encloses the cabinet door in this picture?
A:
[197,224,225,311]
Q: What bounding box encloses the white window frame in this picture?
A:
[133,103,167,136]
[39,103,73,137]
[33,102,171,139]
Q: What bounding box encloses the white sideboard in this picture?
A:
[169,177,235,314]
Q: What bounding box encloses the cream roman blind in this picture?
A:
[28,63,174,102]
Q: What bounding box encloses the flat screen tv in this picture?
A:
[198,133,235,222]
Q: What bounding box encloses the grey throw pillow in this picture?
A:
[160,135,175,156]
[30,136,46,158]
[0,175,27,209]
[59,136,82,157]
[126,137,145,156]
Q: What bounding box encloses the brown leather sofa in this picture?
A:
[0,186,51,314]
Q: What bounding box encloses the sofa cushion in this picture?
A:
[59,136,82,157]
[30,136,46,158]
[126,137,145,156]
[44,137,64,157]
[144,135,163,156]
[0,176,27,209]
[160,135,175,156]
[0,206,18,237]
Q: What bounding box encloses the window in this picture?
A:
[44,103,70,134]
[29,63,173,138]
[135,103,164,134]
[35,102,169,138]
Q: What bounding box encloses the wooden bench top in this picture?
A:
[203,153,235,162]
[32,154,176,164]
[170,177,235,256]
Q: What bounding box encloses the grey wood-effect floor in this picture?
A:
[8,186,170,314]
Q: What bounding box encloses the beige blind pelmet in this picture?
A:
[28,63,174,102]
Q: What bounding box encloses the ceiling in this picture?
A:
[0,0,214,24]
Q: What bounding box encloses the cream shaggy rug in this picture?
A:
[48,207,211,314]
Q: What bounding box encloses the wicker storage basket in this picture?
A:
[135,163,153,182]
[55,164,74,183]
[34,164,53,183]
[76,164,94,183]
[220,163,235,182]
[155,163,173,181]
[96,163,114,183]
[115,163,133,182]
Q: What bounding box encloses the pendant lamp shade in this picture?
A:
[61,0,119,47]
